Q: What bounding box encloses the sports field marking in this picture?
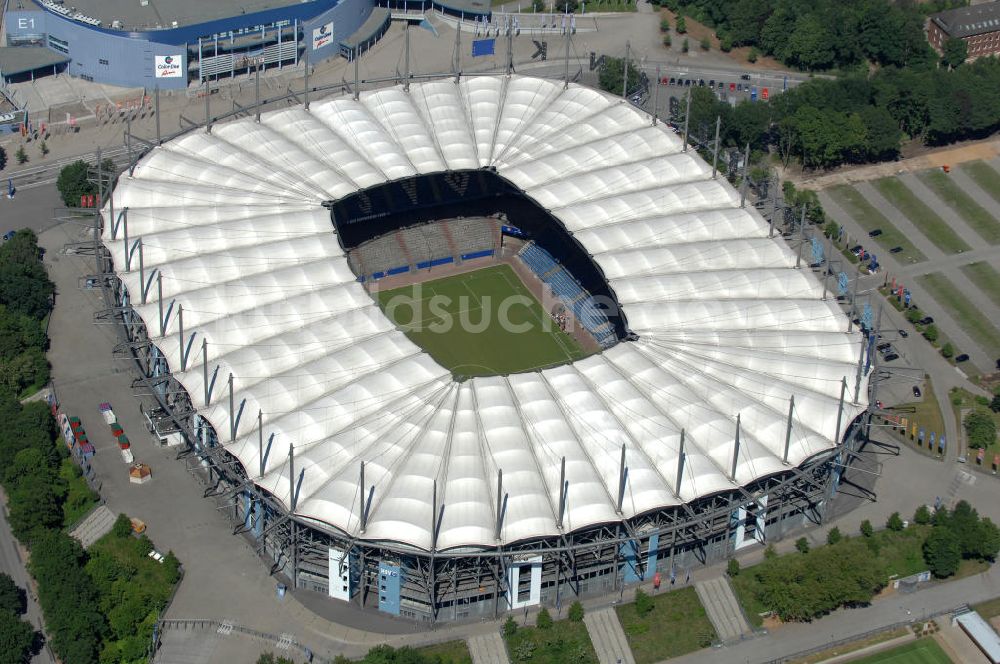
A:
[848,637,952,664]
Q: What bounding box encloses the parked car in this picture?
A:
[708,80,715,88]
[883,353,899,362]
[912,385,922,398]
[890,246,903,254]
[955,353,970,362]
[736,83,743,92]
[850,245,864,255]
[669,77,676,85]
[717,81,724,90]
[741,73,751,80]
[698,79,705,86]
[898,329,908,338]
[919,316,934,325]
[868,229,883,237]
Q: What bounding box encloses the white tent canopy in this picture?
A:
[102,75,868,553]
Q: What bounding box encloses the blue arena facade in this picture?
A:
[2,0,384,89]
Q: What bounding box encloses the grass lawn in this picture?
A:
[849,637,952,664]
[615,586,717,663]
[375,264,586,377]
[961,262,1000,309]
[792,628,909,664]
[415,640,473,664]
[505,619,598,664]
[891,379,946,457]
[917,169,1000,245]
[874,178,971,254]
[729,572,767,629]
[960,161,1000,204]
[972,596,1000,619]
[827,186,926,263]
[918,272,1000,358]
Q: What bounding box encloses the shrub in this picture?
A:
[887,512,904,531]
[663,34,672,47]
[39,141,49,156]
[914,505,931,525]
[905,308,922,324]
[795,537,810,554]
[536,607,553,629]
[700,36,710,51]
[568,600,584,622]
[748,47,759,63]
[923,324,939,343]
[676,15,687,34]
[15,145,27,165]
[992,394,1000,413]
[112,514,132,539]
[682,38,689,53]
[660,18,670,32]
[764,544,777,559]
[634,588,653,617]
[941,342,954,358]
[719,35,732,52]
[826,527,842,545]
[503,616,518,638]
[727,558,740,577]
[964,410,997,450]
[860,520,874,538]
[0,145,7,170]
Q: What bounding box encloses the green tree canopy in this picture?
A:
[0,575,24,616]
[0,608,35,664]
[964,410,996,449]
[924,526,961,578]
[597,56,641,96]
[941,37,968,69]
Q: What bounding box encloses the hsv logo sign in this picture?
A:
[154,54,183,78]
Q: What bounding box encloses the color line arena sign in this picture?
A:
[154,55,184,78]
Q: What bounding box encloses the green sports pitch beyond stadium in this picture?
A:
[851,638,952,664]
[375,265,586,378]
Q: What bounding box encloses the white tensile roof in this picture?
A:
[102,75,868,552]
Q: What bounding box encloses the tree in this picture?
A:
[914,505,932,525]
[922,324,939,343]
[660,18,670,32]
[14,146,26,165]
[886,512,904,532]
[0,609,35,664]
[747,47,759,63]
[964,411,997,449]
[826,527,842,545]
[924,527,961,578]
[597,57,641,96]
[676,15,687,34]
[941,37,968,69]
[634,588,653,617]
[0,575,24,616]
[535,607,553,629]
[795,537,810,554]
[38,141,48,157]
[860,520,874,538]
[568,600,584,622]
[941,342,954,358]
[727,558,740,577]
[555,0,578,13]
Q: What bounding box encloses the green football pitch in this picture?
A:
[375,264,586,378]
[849,638,952,664]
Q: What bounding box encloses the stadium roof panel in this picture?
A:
[102,75,869,552]
[52,0,308,30]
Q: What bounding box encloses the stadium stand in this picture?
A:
[349,218,499,281]
[517,242,616,347]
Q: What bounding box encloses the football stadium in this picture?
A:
[98,73,872,622]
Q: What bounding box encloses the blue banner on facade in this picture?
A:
[472,38,496,57]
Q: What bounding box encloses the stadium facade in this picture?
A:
[2,0,393,89]
[96,74,873,622]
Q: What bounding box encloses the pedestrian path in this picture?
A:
[693,577,750,643]
[583,608,636,664]
[68,504,115,548]
[467,632,510,664]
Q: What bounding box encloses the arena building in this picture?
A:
[1,0,392,89]
[97,73,872,622]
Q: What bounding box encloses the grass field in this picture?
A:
[961,262,1000,309]
[918,169,1000,245]
[504,619,599,664]
[849,638,952,664]
[893,380,946,457]
[415,640,473,664]
[827,186,926,263]
[960,161,1000,204]
[615,586,717,663]
[376,264,585,377]
[918,272,1000,358]
[874,178,971,254]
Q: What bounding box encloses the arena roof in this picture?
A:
[46,0,308,30]
[102,75,869,552]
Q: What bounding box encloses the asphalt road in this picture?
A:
[1,183,65,237]
[0,489,55,664]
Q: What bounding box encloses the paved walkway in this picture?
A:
[693,578,750,643]
[468,632,510,664]
[583,608,635,664]
[661,564,1000,664]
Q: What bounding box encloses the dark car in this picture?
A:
[684,79,692,86]
[718,81,725,90]
[955,353,970,362]
[736,83,743,92]
[898,329,908,338]
[741,73,751,80]
[850,245,864,255]
[919,316,934,325]
[708,80,715,88]
[913,385,922,398]
[877,342,892,351]
[884,353,899,362]
[698,79,705,86]
[890,246,903,254]
[868,229,883,237]
[669,77,676,85]
[2,231,15,242]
